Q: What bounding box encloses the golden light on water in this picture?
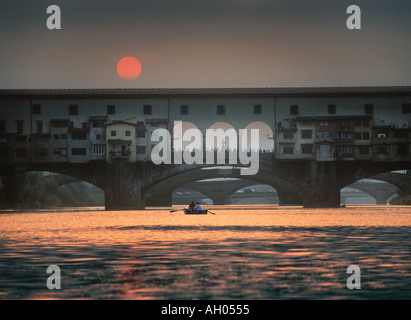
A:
[1,205,411,299]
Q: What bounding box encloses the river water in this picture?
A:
[0,205,410,300]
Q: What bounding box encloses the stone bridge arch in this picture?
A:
[340,170,410,205]
[0,166,105,209]
[144,161,302,207]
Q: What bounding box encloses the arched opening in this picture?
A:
[172,187,212,206]
[207,122,237,152]
[144,163,303,207]
[244,121,274,153]
[340,170,409,205]
[228,184,278,205]
[0,171,104,210]
[171,121,201,152]
[171,177,283,206]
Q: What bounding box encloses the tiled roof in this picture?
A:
[1,86,410,98]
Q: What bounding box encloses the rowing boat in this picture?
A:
[184,209,208,215]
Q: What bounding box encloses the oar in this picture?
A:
[170,208,185,213]
[208,211,216,215]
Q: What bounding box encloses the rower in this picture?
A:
[195,202,202,210]
[188,201,195,211]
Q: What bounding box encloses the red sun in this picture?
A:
[117,57,142,80]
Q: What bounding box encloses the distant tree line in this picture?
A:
[389,194,411,205]
[0,172,104,209]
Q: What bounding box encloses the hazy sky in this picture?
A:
[1,0,410,89]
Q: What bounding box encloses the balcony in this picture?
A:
[110,150,131,159]
[315,137,334,143]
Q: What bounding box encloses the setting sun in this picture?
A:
[116,56,142,80]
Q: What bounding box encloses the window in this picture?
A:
[71,132,87,140]
[36,121,43,134]
[328,104,336,114]
[283,146,294,154]
[301,144,313,154]
[290,105,298,115]
[111,130,116,137]
[69,105,78,115]
[34,147,48,155]
[125,130,131,136]
[137,128,145,138]
[377,133,387,138]
[33,104,41,115]
[402,103,411,114]
[363,119,370,127]
[354,119,361,127]
[92,144,105,155]
[144,105,152,115]
[316,132,323,139]
[364,104,373,114]
[180,105,188,115]
[359,146,369,154]
[283,132,293,139]
[92,120,104,128]
[71,148,87,155]
[355,132,362,140]
[254,104,262,114]
[340,132,346,139]
[323,132,329,139]
[96,134,101,140]
[107,105,115,115]
[301,130,312,139]
[137,146,146,154]
[320,121,328,127]
[362,132,370,140]
[16,120,23,134]
[320,145,330,153]
[53,148,67,156]
[60,134,67,140]
[338,146,352,154]
[82,122,88,130]
[217,105,225,115]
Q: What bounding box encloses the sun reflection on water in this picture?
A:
[0,205,410,299]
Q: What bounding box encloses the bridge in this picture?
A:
[23,171,407,206]
[1,87,411,209]
[172,173,407,206]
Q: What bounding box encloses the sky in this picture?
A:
[1,0,410,89]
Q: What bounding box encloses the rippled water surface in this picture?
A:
[1,205,411,299]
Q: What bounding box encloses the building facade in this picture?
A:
[1,87,411,166]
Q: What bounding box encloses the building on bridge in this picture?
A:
[1,87,410,165]
[1,87,410,209]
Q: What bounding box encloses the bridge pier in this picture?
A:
[209,194,232,205]
[104,160,145,210]
[278,192,303,206]
[302,162,341,208]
